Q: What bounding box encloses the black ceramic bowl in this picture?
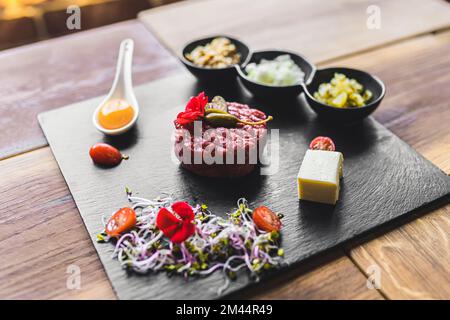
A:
[304,67,385,123]
[236,50,315,100]
[180,35,251,84]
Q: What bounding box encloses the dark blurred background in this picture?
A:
[0,0,182,50]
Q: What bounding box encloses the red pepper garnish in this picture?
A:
[174,92,208,128]
[156,201,196,243]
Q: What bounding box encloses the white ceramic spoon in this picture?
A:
[93,39,139,135]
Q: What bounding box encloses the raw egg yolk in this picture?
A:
[98,99,134,130]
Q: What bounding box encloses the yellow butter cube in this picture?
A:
[298,150,344,205]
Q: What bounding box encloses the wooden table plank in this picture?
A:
[0,148,115,299]
[0,20,181,161]
[318,30,450,299]
[139,0,450,63]
[0,147,381,299]
[349,204,450,300]
[235,253,383,300]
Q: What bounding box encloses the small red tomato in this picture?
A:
[89,143,124,166]
[309,136,335,151]
[252,206,282,232]
[105,207,137,237]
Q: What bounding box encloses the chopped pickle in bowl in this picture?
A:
[314,73,373,108]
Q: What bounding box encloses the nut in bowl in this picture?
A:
[304,67,385,124]
[236,50,316,100]
[180,35,251,83]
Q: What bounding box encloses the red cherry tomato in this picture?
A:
[105,207,137,237]
[89,143,124,166]
[252,206,282,232]
[309,136,335,151]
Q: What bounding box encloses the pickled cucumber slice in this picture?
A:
[204,96,229,115]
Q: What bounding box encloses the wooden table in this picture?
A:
[1,0,449,300]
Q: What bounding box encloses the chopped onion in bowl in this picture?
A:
[245,54,305,86]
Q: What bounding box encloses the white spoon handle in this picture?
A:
[110,39,134,99]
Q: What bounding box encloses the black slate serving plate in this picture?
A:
[38,72,450,300]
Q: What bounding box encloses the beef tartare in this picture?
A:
[173,93,272,178]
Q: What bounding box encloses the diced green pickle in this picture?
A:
[349,93,365,106]
[330,92,348,108]
[318,83,330,98]
[314,73,372,108]
[363,89,373,101]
